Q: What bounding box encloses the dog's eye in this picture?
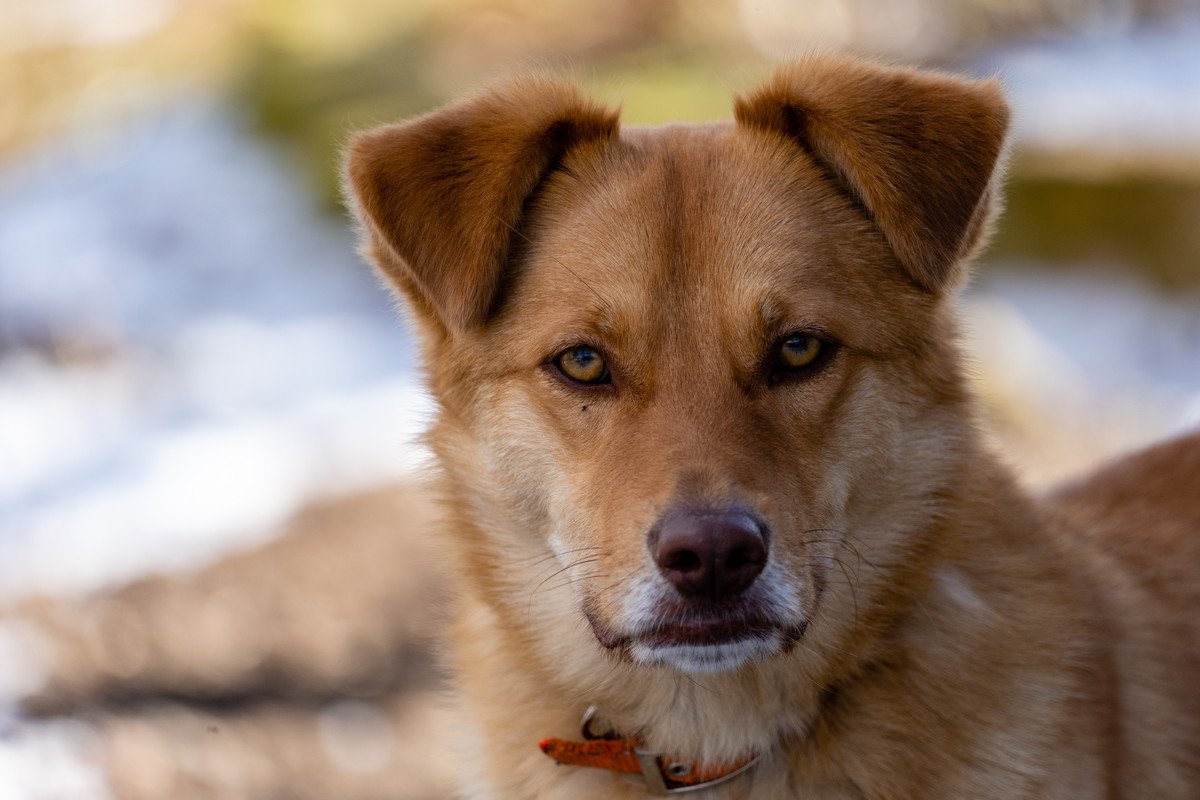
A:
[775,333,827,374]
[556,346,610,385]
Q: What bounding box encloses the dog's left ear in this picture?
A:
[735,56,1009,293]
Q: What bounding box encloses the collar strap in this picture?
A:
[538,709,759,794]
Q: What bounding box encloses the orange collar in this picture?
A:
[538,706,759,794]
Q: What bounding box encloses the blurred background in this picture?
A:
[1,0,1198,797]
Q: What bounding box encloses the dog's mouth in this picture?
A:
[637,615,781,648]
[585,604,806,673]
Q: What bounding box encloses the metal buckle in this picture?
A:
[635,750,760,794]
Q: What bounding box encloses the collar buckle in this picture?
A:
[634,749,760,794]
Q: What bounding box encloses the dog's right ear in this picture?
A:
[343,79,619,332]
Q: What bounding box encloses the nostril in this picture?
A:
[726,547,751,570]
[729,537,767,565]
[664,549,702,573]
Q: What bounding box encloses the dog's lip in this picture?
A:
[585,607,786,650]
[638,616,779,647]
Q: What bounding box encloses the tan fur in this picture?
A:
[343,55,1200,799]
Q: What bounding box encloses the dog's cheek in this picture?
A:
[774,358,969,617]
[464,380,613,551]
[832,359,971,537]
[457,382,568,536]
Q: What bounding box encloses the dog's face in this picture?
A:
[346,57,1008,675]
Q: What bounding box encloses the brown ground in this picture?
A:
[3,482,457,799]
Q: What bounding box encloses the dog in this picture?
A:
[343,55,1200,799]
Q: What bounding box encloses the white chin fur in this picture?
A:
[630,631,783,674]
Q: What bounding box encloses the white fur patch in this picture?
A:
[630,632,784,674]
[936,567,990,615]
[612,572,665,633]
[546,531,571,564]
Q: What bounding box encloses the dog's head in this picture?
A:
[345,56,1008,676]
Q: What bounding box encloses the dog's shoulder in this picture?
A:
[1046,428,1200,571]
[1041,429,1200,633]
[1044,430,1200,793]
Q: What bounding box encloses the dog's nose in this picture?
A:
[650,508,768,600]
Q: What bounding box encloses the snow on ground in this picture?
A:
[0,101,441,797]
[0,99,432,602]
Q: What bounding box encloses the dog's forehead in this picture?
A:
[498,122,927,352]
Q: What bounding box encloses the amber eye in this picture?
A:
[555,345,610,385]
[776,333,825,372]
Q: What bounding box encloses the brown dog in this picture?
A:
[343,55,1200,799]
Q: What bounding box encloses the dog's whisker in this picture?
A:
[799,529,883,572]
[789,639,840,694]
[527,556,601,590]
[541,572,607,595]
[831,558,860,624]
[591,568,642,598]
[670,668,723,699]
[512,545,603,567]
[526,557,602,613]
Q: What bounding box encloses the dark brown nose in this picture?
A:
[650,508,768,601]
